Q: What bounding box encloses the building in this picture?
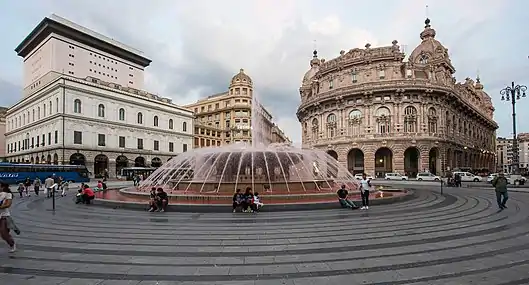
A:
[185,69,290,148]
[497,134,529,174]
[0,107,7,160]
[297,18,497,178]
[4,15,194,177]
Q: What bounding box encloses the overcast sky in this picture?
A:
[0,0,528,144]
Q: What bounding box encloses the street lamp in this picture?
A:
[500,82,527,175]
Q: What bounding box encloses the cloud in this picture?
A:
[0,0,527,143]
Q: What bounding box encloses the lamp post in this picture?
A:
[500,82,527,175]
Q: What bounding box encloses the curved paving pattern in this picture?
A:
[1,187,529,284]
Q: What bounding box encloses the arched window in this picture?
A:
[376,107,391,134]
[73,99,82,113]
[428,107,437,133]
[169,119,174,129]
[118,108,125,121]
[419,54,429,64]
[348,109,362,136]
[153,116,159,127]
[326,113,337,138]
[404,106,418,133]
[98,104,105,117]
[311,118,319,140]
[137,112,143,124]
[182,121,187,132]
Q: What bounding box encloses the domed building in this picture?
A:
[297,19,497,177]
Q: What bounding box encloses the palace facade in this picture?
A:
[297,19,497,177]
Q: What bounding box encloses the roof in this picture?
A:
[15,14,152,67]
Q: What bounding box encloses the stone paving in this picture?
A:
[1,187,529,284]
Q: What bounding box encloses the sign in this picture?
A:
[0,173,19,178]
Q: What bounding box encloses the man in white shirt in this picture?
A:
[359,173,372,210]
[0,181,16,252]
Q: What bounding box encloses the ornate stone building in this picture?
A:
[185,69,291,148]
[297,19,497,178]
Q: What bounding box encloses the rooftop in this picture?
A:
[15,14,151,67]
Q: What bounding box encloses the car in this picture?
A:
[453,171,483,182]
[506,175,527,185]
[487,173,497,183]
[416,172,441,181]
[384,173,408,180]
[354,173,374,180]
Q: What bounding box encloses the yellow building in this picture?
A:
[185,69,290,148]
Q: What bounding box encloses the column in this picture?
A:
[393,147,405,174]
[364,149,375,177]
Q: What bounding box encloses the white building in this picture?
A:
[496,134,529,175]
[5,15,194,178]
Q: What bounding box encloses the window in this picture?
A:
[351,71,357,83]
[54,131,58,144]
[74,99,82,113]
[38,107,41,119]
[119,136,125,148]
[42,134,45,146]
[56,98,59,113]
[137,138,144,149]
[375,107,391,134]
[31,137,34,148]
[379,69,385,79]
[137,112,143,124]
[183,122,187,132]
[98,104,105,117]
[326,113,337,138]
[169,142,174,152]
[404,106,418,133]
[428,107,438,133]
[348,109,362,136]
[98,134,106,146]
[118,108,125,121]
[154,140,159,151]
[183,143,188,152]
[154,116,159,127]
[48,133,52,145]
[329,80,334,89]
[169,119,174,129]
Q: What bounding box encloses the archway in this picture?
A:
[429,147,441,175]
[374,147,393,177]
[151,157,162,168]
[35,156,40,164]
[325,150,338,178]
[404,147,420,178]
[135,156,145,167]
[116,155,129,176]
[46,154,52,164]
[69,153,86,165]
[30,157,34,164]
[94,154,109,178]
[41,155,45,164]
[53,153,59,165]
[347,149,364,175]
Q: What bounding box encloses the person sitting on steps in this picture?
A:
[251,192,264,212]
[232,189,243,212]
[337,184,358,210]
[148,188,158,212]
[152,188,168,212]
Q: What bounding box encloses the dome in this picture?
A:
[230,68,253,86]
[408,18,454,73]
[302,50,320,85]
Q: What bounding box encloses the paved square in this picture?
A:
[1,187,529,284]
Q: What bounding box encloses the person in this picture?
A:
[148,188,158,212]
[242,187,253,212]
[454,173,462,187]
[81,184,95,204]
[97,180,103,191]
[232,189,243,212]
[61,181,69,197]
[0,181,16,253]
[359,173,372,210]
[251,192,264,212]
[337,184,358,210]
[17,183,24,198]
[24,177,32,197]
[492,171,509,210]
[34,177,41,196]
[44,175,54,198]
[75,189,84,204]
[155,188,168,212]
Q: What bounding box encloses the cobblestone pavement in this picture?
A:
[1,187,529,284]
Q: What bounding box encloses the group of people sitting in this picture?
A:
[75,184,96,204]
[232,187,264,213]
[148,187,169,212]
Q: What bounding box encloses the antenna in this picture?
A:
[313,39,317,51]
[425,4,429,18]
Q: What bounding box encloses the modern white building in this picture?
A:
[4,14,194,177]
[496,134,529,175]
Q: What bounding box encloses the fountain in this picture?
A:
[96,90,410,210]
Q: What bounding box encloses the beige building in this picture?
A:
[185,69,290,148]
[0,107,7,160]
[297,18,497,178]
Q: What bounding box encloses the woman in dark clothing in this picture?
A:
[241,187,253,212]
[232,189,243,212]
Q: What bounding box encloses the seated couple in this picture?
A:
[232,187,264,213]
[148,188,169,212]
[75,184,95,204]
[337,184,359,210]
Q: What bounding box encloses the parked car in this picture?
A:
[385,173,409,180]
[354,173,374,180]
[416,172,441,181]
[487,173,497,183]
[453,171,482,182]
[506,175,527,185]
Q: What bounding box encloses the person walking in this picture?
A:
[359,173,372,210]
[0,181,16,253]
[492,171,509,210]
[34,177,41,196]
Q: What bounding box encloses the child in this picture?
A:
[251,192,264,212]
[17,183,25,198]
[75,189,83,204]
[61,181,69,197]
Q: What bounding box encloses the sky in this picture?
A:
[0,0,528,144]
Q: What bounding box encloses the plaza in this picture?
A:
[1,183,529,284]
